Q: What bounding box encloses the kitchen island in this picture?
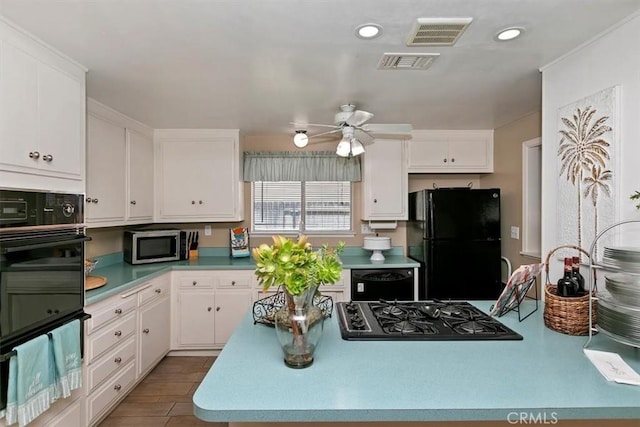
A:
[193,300,640,426]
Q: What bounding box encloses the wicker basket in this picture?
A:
[543,245,596,335]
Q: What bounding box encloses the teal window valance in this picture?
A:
[243,151,361,182]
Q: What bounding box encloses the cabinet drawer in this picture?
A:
[178,275,214,289]
[86,313,136,363]
[87,336,135,393]
[87,362,135,424]
[139,278,170,306]
[86,295,136,334]
[216,271,253,289]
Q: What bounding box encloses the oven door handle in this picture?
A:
[2,235,91,253]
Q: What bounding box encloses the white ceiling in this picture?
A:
[2,0,640,136]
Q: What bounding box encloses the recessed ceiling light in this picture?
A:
[496,27,523,41]
[356,23,383,40]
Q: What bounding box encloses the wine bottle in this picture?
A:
[571,256,586,295]
[557,257,579,297]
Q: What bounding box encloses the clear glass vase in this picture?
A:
[274,286,325,368]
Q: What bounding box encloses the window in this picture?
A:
[252,181,352,232]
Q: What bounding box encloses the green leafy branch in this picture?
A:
[631,191,640,210]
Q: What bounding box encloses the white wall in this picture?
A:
[541,13,640,284]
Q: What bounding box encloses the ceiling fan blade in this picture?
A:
[346,110,374,127]
[308,128,342,139]
[290,121,339,129]
[360,123,413,134]
[354,129,375,145]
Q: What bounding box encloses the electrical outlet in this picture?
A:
[510,226,520,240]
[361,223,374,234]
[204,225,212,236]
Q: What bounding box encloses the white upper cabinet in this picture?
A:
[361,138,408,220]
[154,129,243,222]
[407,130,494,173]
[86,112,127,224]
[86,98,154,227]
[0,18,86,193]
[126,129,154,223]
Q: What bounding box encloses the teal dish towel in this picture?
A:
[4,335,54,426]
[50,319,82,399]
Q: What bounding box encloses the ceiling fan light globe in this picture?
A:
[350,139,365,156]
[293,132,308,148]
[336,140,351,157]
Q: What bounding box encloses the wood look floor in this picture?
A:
[99,356,228,427]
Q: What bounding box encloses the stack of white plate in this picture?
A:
[602,246,640,273]
[597,293,640,347]
[605,273,640,306]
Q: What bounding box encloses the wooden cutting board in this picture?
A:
[85,275,108,290]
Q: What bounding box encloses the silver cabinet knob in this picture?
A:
[199,200,203,205]
[42,154,53,162]
[443,158,448,163]
[155,288,161,293]
[130,200,136,205]
[207,307,212,312]
[373,199,377,203]
[191,200,195,204]
[143,328,150,334]
[451,158,455,163]
[192,281,197,286]
[86,197,92,203]
[216,307,220,312]
[91,198,98,203]
[115,308,122,314]
[114,384,122,391]
[114,357,122,363]
[29,151,40,159]
[231,280,236,286]
[114,330,122,337]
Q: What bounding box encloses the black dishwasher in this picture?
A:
[350,268,415,301]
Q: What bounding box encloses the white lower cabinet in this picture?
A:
[83,273,170,426]
[47,397,83,427]
[176,291,216,347]
[172,270,254,349]
[213,290,254,344]
[139,295,170,376]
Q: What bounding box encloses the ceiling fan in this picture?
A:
[291,104,413,157]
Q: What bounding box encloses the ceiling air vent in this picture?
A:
[406,17,473,46]
[377,53,440,70]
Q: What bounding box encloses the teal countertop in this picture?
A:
[85,248,419,305]
[192,301,640,423]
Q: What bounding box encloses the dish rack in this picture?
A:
[584,219,640,349]
[543,245,596,335]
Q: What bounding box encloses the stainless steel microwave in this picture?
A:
[124,229,187,264]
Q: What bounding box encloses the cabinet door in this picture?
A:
[139,296,170,376]
[158,139,217,219]
[447,134,493,171]
[176,292,215,347]
[407,136,450,171]
[214,290,253,345]
[156,130,243,222]
[37,62,84,179]
[0,41,39,172]
[362,139,407,220]
[127,129,154,223]
[86,114,127,224]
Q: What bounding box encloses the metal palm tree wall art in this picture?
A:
[557,86,618,259]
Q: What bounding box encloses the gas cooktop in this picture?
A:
[336,300,523,341]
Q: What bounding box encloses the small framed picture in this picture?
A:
[230,227,250,258]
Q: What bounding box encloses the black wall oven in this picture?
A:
[0,189,89,412]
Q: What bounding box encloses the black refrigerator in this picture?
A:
[407,188,502,300]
